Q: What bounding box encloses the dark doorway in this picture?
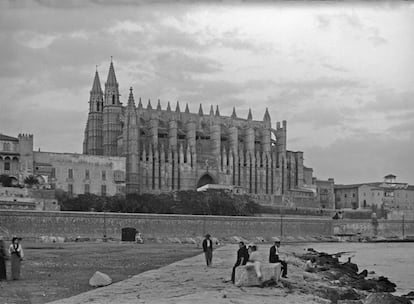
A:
[197,174,214,188]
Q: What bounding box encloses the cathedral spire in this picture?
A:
[263,107,271,121]
[106,59,118,86]
[198,103,204,116]
[247,108,253,120]
[147,99,152,110]
[231,106,237,119]
[175,101,181,113]
[104,59,120,107]
[91,69,102,94]
[215,105,220,117]
[185,103,190,113]
[157,99,162,111]
[210,105,214,116]
[167,101,171,112]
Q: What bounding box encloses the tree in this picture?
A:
[0,174,12,187]
[24,175,39,188]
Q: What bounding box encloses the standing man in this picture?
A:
[231,241,249,283]
[269,238,287,278]
[202,234,213,266]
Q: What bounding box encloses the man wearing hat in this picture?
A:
[269,238,287,278]
[202,234,213,266]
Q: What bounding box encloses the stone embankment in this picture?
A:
[47,244,412,304]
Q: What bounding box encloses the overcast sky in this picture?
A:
[0,0,413,185]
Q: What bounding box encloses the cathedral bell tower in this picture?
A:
[83,68,104,155]
[103,58,123,156]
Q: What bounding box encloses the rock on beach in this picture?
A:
[89,271,112,287]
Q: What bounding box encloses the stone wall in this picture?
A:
[333,219,414,238]
[2,211,412,241]
[0,210,332,240]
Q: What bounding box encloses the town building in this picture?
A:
[0,133,125,197]
[334,174,414,211]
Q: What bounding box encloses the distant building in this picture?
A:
[0,133,33,184]
[0,133,125,197]
[334,174,414,211]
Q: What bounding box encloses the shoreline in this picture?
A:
[44,243,413,304]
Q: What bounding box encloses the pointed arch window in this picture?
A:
[112,95,115,105]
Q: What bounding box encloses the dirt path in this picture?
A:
[0,242,200,304]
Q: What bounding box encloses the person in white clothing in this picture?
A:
[247,244,262,280]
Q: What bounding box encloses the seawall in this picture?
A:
[1,210,413,240]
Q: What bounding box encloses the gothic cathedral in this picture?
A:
[83,60,308,201]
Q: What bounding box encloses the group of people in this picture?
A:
[236,239,287,283]
[0,236,24,281]
[202,234,288,284]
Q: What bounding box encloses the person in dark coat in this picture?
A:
[9,236,24,280]
[0,237,8,281]
[231,241,249,283]
[202,234,213,266]
[269,238,287,278]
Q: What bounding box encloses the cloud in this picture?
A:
[321,62,348,73]
[316,15,331,29]
[305,131,414,184]
[365,89,414,113]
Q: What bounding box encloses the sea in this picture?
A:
[292,242,414,296]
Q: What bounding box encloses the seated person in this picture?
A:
[305,257,318,272]
[269,239,288,278]
[247,244,262,281]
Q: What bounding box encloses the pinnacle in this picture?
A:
[247,108,253,120]
[175,101,180,113]
[209,105,214,116]
[127,87,135,106]
[231,107,237,119]
[185,103,190,113]
[215,105,220,117]
[198,104,203,116]
[263,107,271,121]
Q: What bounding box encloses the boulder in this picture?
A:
[364,292,411,304]
[89,271,112,287]
[235,263,281,287]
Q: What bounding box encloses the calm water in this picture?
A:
[291,242,414,295]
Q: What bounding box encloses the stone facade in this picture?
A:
[0,133,34,184]
[33,151,125,196]
[315,178,335,209]
[83,60,312,203]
